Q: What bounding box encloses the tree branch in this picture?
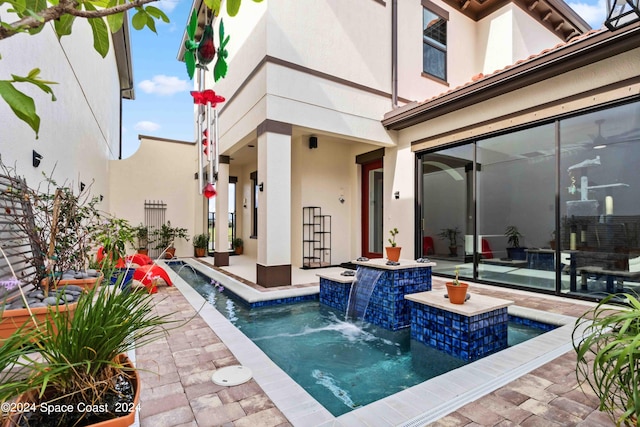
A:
[0,0,158,40]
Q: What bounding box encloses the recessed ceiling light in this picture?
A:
[593,144,607,150]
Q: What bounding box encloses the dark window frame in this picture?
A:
[250,171,258,238]
[422,0,449,82]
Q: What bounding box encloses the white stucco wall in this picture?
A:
[0,12,122,205]
[109,136,198,257]
[290,136,364,267]
[268,0,391,93]
[477,4,563,75]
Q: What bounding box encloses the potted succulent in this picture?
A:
[385,228,401,262]
[153,221,189,259]
[135,224,149,255]
[193,233,209,257]
[438,227,461,257]
[504,225,526,260]
[445,267,469,304]
[0,281,176,427]
[573,293,639,426]
[232,237,244,255]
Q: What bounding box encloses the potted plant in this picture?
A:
[505,225,526,260]
[193,233,209,257]
[0,280,176,426]
[573,293,640,426]
[135,224,149,255]
[91,215,138,288]
[233,237,244,255]
[438,227,461,257]
[0,168,98,339]
[385,228,401,262]
[153,221,189,259]
[445,267,469,304]
[0,276,82,340]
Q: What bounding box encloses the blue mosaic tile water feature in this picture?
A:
[319,265,432,331]
[319,277,353,312]
[408,302,510,362]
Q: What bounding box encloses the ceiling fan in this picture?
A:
[589,119,608,148]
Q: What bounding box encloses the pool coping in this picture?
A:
[164,260,586,427]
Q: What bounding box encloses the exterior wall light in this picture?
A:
[32,150,43,168]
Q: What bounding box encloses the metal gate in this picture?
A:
[144,200,166,258]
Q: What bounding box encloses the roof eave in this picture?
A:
[113,11,135,100]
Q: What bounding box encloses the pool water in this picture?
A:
[172,265,547,416]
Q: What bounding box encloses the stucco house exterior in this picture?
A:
[182,0,634,301]
[0,10,134,200]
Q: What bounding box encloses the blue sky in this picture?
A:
[121,0,194,158]
[120,0,607,159]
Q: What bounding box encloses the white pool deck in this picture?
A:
[162,256,596,427]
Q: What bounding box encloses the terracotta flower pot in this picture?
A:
[165,247,176,259]
[3,354,139,427]
[41,274,104,293]
[234,246,243,255]
[137,248,149,255]
[446,281,469,304]
[0,300,78,340]
[195,247,206,257]
[386,246,402,262]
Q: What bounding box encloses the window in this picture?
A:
[423,7,447,81]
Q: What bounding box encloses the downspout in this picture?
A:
[391,0,398,108]
[119,96,123,159]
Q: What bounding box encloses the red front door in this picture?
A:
[361,159,383,258]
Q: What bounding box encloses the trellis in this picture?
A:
[144,200,166,258]
[0,174,44,300]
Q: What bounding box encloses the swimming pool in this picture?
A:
[169,263,551,417]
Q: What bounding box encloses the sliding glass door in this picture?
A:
[417,99,640,300]
[476,124,556,290]
[420,145,473,279]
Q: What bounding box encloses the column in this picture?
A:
[256,120,292,287]
[214,156,230,266]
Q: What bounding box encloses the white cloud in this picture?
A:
[138,75,190,96]
[567,0,607,29]
[156,0,180,13]
[134,121,161,132]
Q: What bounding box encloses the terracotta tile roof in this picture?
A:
[419,28,603,106]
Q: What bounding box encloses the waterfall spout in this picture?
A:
[346,267,384,320]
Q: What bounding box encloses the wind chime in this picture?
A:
[184,7,230,199]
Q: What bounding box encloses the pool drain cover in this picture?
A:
[211,365,253,386]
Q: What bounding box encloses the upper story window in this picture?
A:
[423,4,447,81]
